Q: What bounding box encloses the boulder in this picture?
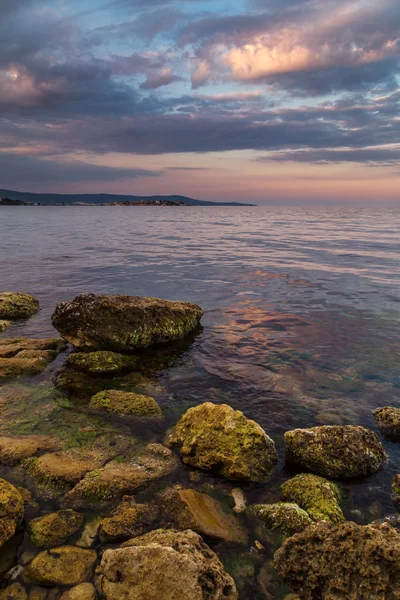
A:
[89,390,162,418]
[0,321,11,333]
[284,425,387,479]
[24,546,97,586]
[99,497,159,542]
[280,474,344,523]
[247,503,312,537]
[0,292,39,320]
[59,584,96,600]
[392,475,400,510]
[61,444,179,511]
[97,529,238,600]
[76,517,101,548]
[27,451,100,496]
[161,486,248,543]
[373,406,400,439]
[0,436,60,467]
[275,521,400,599]
[66,351,136,375]
[0,478,24,548]
[52,294,203,351]
[167,403,277,482]
[29,510,84,547]
[0,583,27,600]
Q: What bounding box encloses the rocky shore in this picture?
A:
[0,291,398,599]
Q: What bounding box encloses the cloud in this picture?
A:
[140,67,183,89]
[256,146,400,166]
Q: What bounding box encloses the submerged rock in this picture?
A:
[168,402,277,482]
[98,529,238,600]
[0,479,24,548]
[99,497,159,542]
[0,292,39,320]
[280,473,344,523]
[89,390,162,418]
[61,444,179,510]
[161,486,248,543]
[0,338,65,356]
[275,521,400,599]
[373,406,400,439]
[248,503,313,537]
[66,351,136,375]
[392,475,400,510]
[59,584,96,600]
[0,357,50,381]
[0,436,60,467]
[29,510,84,547]
[284,425,387,479]
[24,546,97,586]
[0,338,65,382]
[52,293,203,351]
[76,517,101,549]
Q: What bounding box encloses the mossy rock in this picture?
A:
[248,503,313,537]
[0,479,24,548]
[0,357,49,381]
[0,321,11,333]
[29,510,84,548]
[284,425,387,479]
[168,402,277,482]
[52,293,203,351]
[280,474,345,523]
[89,390,162,418]
[24,546,97,586]
[99,497,159,543]
[392,475,400,510]
[67,351,136,375]
[0,583,27,600]
[0,292,39,320]
[60,583,96,600]
[374,407,400,439]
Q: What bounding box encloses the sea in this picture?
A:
[0,205,399,597]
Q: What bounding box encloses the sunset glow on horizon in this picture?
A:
[0,0,399,204]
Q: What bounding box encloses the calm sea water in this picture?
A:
[1,206,400,597]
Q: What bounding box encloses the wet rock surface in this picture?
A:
[98,529,238,600]
[374,406,400,439]
[52,293,203,351]
[248,503,313,537]
[0,479,24,548]
[284,425,387,479]
[275,521,400,599]
[0,293,39,320]
[392,474,400,510]
[29,510,84,547]
[280,473,344,523]
[168,402,277,482]
[161,486,248,543]
[89,390,162,418]
[99,497,159,542]
[0,436,60,467]
[66,351,136,375]
[24,546,97,586]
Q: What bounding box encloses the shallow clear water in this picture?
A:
[0,205,400,598]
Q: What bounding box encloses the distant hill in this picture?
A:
[0,189,253,207]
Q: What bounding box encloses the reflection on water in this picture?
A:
[0,206,400,598]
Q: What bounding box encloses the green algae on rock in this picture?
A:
[29,509,84,547]
[392,475,400,510]
[51,293,203,351]
[373,406,400,439]
[24,546,97,586]
[0,292,39,320]
[99,496,159,543]
[59,583,96,600]
[248,503,313,537]
[274,521,400,599]
[161,486,248,544]
[67,351,137,375]
[61,444,179,511]
[0,478,24,548]
[89,390,162,418]
[284,425,387,479]
[98,529,238,600]
[167,402,277,482]
[0,357,50,381]
[0,321,11,333]
[280,473,345,523]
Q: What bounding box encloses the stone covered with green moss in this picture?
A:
[392,475,400,510]
[51,293,203,351]
[29,509,84,547]
[374,407,400,439]
[168,402,277,482]
[0,321,11,333]
[99,496,159,542]
[280,474,345,523]
[24,546,97,586]
[67,350,137,375]
[0,478,24,548]
[248,503,313,536]
[89,390,162,417]
[284,425,387,479]
[0,292,39,320]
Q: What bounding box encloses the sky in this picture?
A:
[0,0,399,204]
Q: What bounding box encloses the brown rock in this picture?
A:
[24,546,97,586]
[59,584,96,600]
[99,497,159,542]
